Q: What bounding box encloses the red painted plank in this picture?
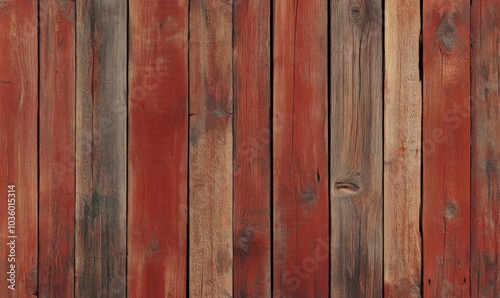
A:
[128,0,188,296]
[422,0,471,296]
[273,0,329,296]
[233,0,271,297]
[0,0,38,296]
[38,0,76,297]
[471,1,500,296]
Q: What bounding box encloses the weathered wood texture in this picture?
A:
[39,0,76,297]
[330,0,383,296]
[233,0,271,297]
[471,0,500,296]
[0,0,38,296]
[75,0,127,296]
[422,0,471,296]
[189,0,233,296]
[273,0,329,297]
[128,0,188,296]
[384,0,422,297]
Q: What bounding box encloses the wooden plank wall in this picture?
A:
[1,0,500,297]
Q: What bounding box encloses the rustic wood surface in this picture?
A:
[39,0,76,297]
[0,0,38,296]
[189,0,233,296]
[75,0,127,296]
[2,1,500,297]
[233,0,271,297]
[384,0,422,296]
[422,0,471,296]
[471,0,500,296]
[330,0,384,296]
[273,0,330,296]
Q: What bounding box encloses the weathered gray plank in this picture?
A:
[330,0,383,295]
[75,0,127,296]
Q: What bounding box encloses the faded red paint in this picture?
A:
[423,0,471,296]
[128,0,188,296]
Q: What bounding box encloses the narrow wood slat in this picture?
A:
[189,0,233,296]
[273,0,329,296]
[39,0,76,296]
[0,0,38,296]
[233,0,271,297]
[422,0,471,295]
[75,0,127,296]
[384,0,422,296]
[128,0,188,296]
[330,0,383,295]
[471,1,500,296]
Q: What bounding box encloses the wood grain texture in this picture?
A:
[233,0,271,297]
[39,0,75,297]
[422,0,471,296]
[189,0,233,296]
[330,0,383,295]
[273,0,329,296]
[75,0,127,296]
[0,0,38,296]
[384,0,422,296]
[128,0,188,296]
[471,1,500,296]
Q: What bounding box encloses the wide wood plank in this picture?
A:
[273,0,329,296]
[384,0,422,296]
[233,0,271,297]
[128,0,188,296]
[39,0,76,297]
[422,0,471,296]
[189,0,233,296]
[330,0,383,295]
[471,0,500,296]
[75,0,127,296]
[0,0,38,296]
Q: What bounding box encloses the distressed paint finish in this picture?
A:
[39,0,76,297]
[0,0,38,296]
[75,0,127,296]
[330,0,383,296]
[471,1,500,296]
[273,0,329,297]
[233,0,271,297]
[422,0,471,296]
[189,0,233,296]
[384,0,422,296]
[128,0,188,296]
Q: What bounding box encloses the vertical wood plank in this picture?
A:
[330,0,383,295]
[422,0,471,296]
[233,0,271,297]
[128,0,188,296]
[75,0,127,296]
[273,0,329,296]
[384,0,422,296]
[39,0,76,297]
[471,1,500,296]
[0,0,38,296]
[189,0,233,296]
